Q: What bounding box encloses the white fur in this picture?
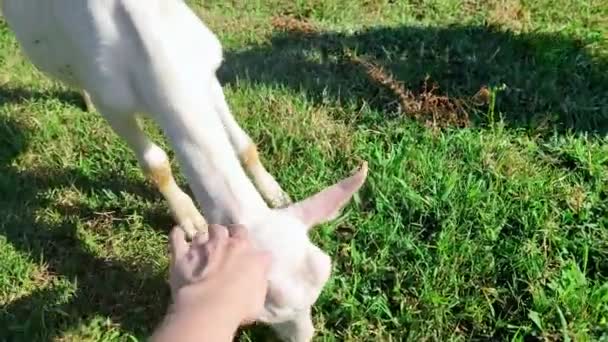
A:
[1,1,367,340]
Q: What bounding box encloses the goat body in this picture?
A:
[1,1,368,340]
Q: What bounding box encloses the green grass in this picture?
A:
[1,0,607,341]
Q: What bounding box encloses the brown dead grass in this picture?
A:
[566,185,587,214]
[464,0,531,32]
[83,212,119,232]
[213,14,478,135]
[487,0,531,32]
[344,50,475,129]
[195,9,271,42]
[271,16,318,36]
[272,15,490,130]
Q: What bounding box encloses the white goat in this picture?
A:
[1,0,368,340]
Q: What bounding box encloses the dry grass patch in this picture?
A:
[487,0,531,32]
[345,51,475,129]
[271,15,491,130]
[464,0,531,32]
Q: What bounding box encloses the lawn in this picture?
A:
[1,0,607,341]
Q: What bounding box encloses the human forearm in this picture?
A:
[151,302,240,342]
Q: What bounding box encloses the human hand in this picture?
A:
[167,224,272,324]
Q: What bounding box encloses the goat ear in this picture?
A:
[286,162,368,228]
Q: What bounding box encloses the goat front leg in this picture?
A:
[99,107,207,238]
[211,79,291,208]
[143,145,208,238]
[271,309,315,342]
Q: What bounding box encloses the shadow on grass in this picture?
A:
[219,23,608,133]
[0,113,167,340]
[0,105,279,340]
[0,86,89,111]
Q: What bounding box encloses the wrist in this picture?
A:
[173,282,245,325]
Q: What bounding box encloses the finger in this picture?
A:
[191,248,209,279]
[192,231,209,246]
[208,224,229,243]
[169,226,188,263]
[226,224,249,240]
[199,224,229,276]
[180,221,197,241]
